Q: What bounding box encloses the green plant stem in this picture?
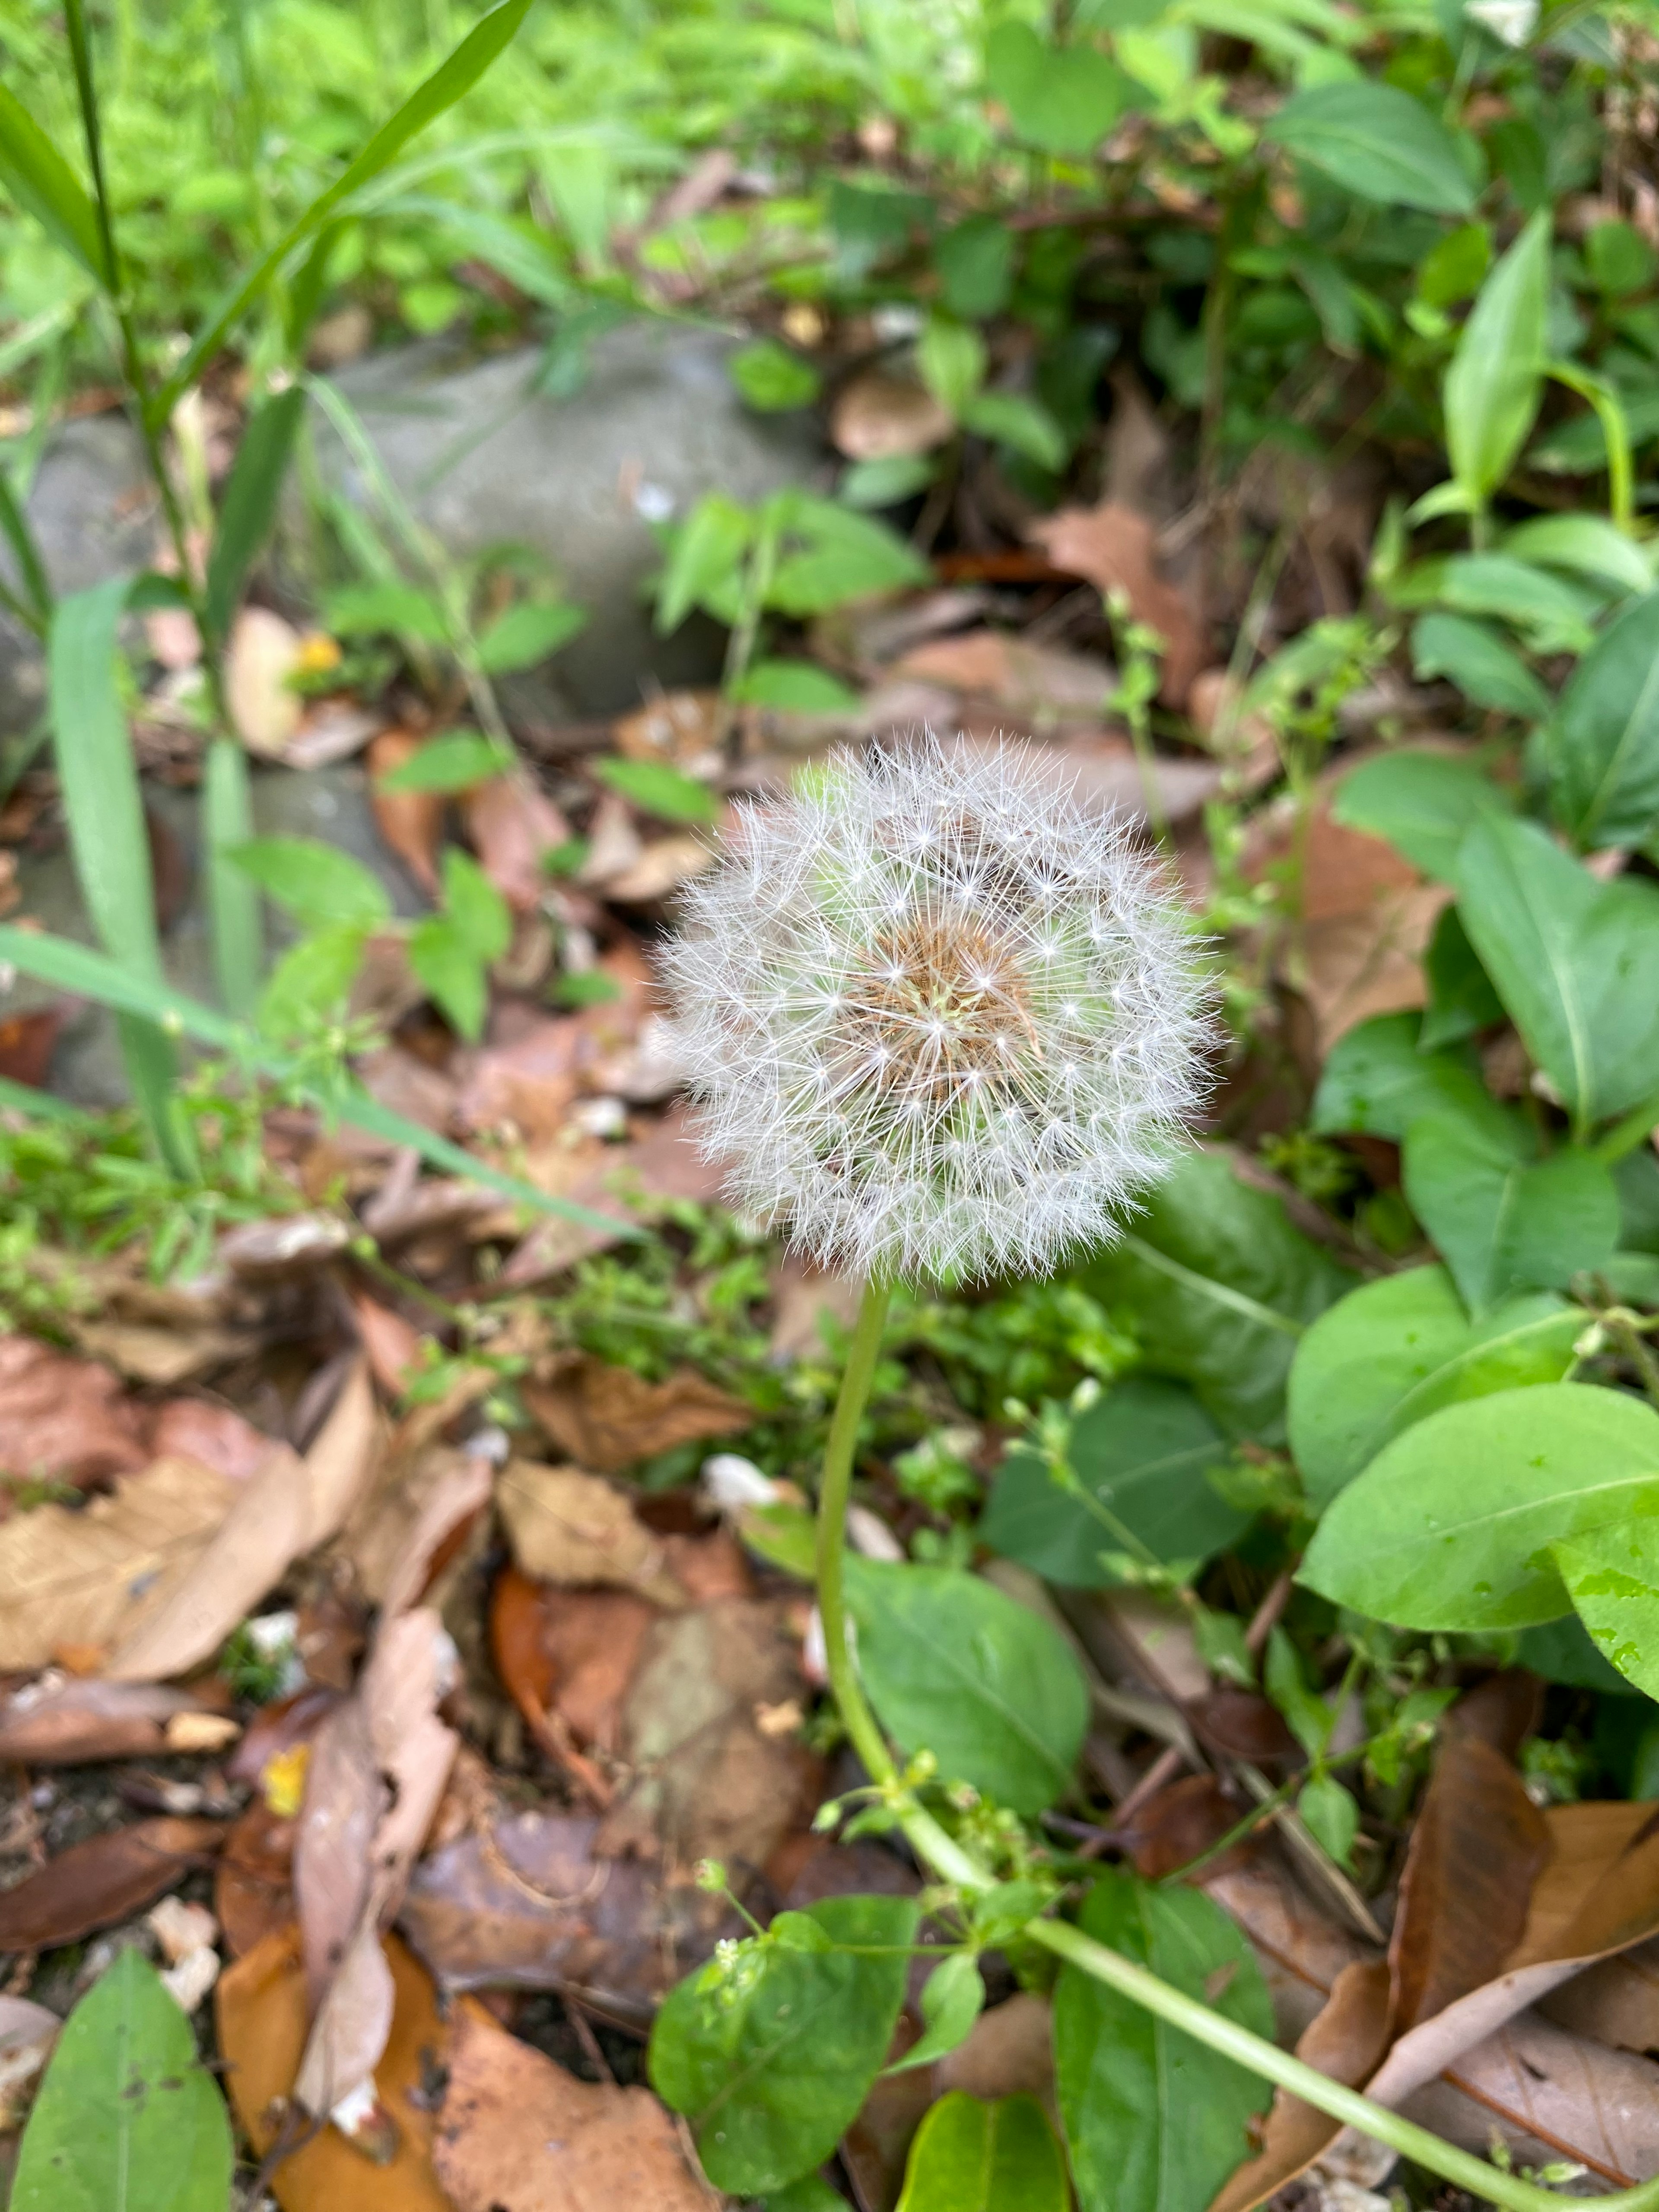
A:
[814,1272,1659,2212]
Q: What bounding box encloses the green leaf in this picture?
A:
[960,391,1068,470]
[324,579,451,644]
[11,1948,232,2212]
[1517,1611,1643,1695]
[1266,1625,1331,1760]
[439,845,512,963]
[0,467,52,632]
[592,755,718,824]
[375,729,513,792]
[1287,1265,1583,1509]
[885,1955,985,2075]
[1330,747,1511,881]
[1402,1116,1621,1314]
[1297,1774,1360,1868]
[839,454,939,510]
[917,319,987,419]
[202,734,261,1021]
[257,924,369,1042]
[1311,1009,1529,1149]
[847,1560,1088,1814]
[410,916,486,1040]
[0,79,109,283]
[475,599,586,675]
[1545,589,1659,850]
[1264,83,1475,215]
[1435,553,1597,656]
[981,1378,1244,1585]
[649,1893,918,2196]
[1081,1150,1354,1440]
[203,386,305,645]
[1420,905,1504,1050]
[935,214,1016,321]
[730,340,822,413]
[728,659,862,713]
[157,0,533,419]
[1443,211,1551,505]
[985,23,1134,156]
[1300,1383,1659,1631]
[1455,811,1659,1131]
[1503,514,1653,597]
[1411,612,1551,719]
[766,496,929,617]
[1054,1869,1274,2212]
[1554,1515,1659,1698]
[230,837,392,929]
[896,2093,1070,2212]
[655,493,754,636]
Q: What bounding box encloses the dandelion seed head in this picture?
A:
[659,734,1213,1284]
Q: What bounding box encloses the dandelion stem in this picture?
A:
[813,1275,1659,2212]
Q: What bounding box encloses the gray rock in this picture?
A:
[324,322,825,712]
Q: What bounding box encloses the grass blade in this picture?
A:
[155,0,532,419]
[0,1074,83,1121]
[0,924,645,1239]
[0,468,51,631]
[203,385,305,644]
[203,736,262,1017]
[0,81,109,283]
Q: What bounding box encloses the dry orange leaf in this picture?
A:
[367,729,442,893]
[1026,497,1205,706]
[522,1356,750,1473]
[216,1804,297,1961]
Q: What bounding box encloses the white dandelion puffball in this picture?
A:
[660,734,1212,1284]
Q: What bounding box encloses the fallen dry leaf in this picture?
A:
[601,833,714,904]
[893,630,1113,721]
[0,1676,223,1765]
[1027,497,1205,706]
[613,689,726,772]
[1118,1773,1252,1881]
[769,1254,863,1360]
[1209,1960,1392,2212]
[1287,791,1448,1052]
[226,605,304,757]
[1544,1930,1659,2053]
[218,1210,352,1281]
[107,1359,380,1681]
[936,1991,1056,2105]
[501,1104,729,1284]
[831,372,953,461]
[0,1454,234,1670]
[0,1010,59,1087]
[281,699,385,772]
[363,1445,493,1619]
[0,1816,223,1949]
[367,728,442,893]
[217,1926,453,2212]
[433,2002,712,2212]
[1407,2009,1659,2184]
[146,1397,278,1482]
[0,1335,148,1485]
[491,1566,655,1757]
[349,1290,424,1396]
[1204,1846,1376,2044]
[464,772,573,912]
[523,1356,751,1474]
[71,1316,251,1387]
[216,1803,297,1961]
[497,1462,685,1605]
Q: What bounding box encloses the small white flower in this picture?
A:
[659,734,1211,1284]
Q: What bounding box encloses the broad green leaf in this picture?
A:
[1266,1625,1331,1759]
[592,754,718,823]
[258,924,369,1041]
[1503,514,1652,596]
[1420,905,1504,1050]
[1455,812,1659,1131]
[981,1377,1244,1583]
[1411,611,1551,719]
[728,659,862,713]
[839,454,939,509]
[848,1560,1088,1813]
[230,837,392,929]
[936,215,1016,320]
[1310,1011,1516,1149]
[157,0,533,418]
[885,1955,985,2075]
[375,729,513,792]
[203,386,305,644]
[1518,1611,1644,1695]
[439,846,512,963]
[985,23,1134,156]
[1329,747,1511,881]
[1287,1266,1583,1508]
[766,497,929,617]
[753,2181,847,2212]
[1298,1774,1360,1867]
[475,598,585,675]
[1554,1515,1659,1700]
[918,319,988,419]
[1435,553,1597,655]
[11,1948,232,2212]
[655,493,754,635]
[1443,212,1551,505]
[961,391,1068,470]
[1264,83,1475,215]
[1054,1870,1274,2212]
[1083,1150,1353,1440]
[1402,1116,1621,1314]
[1545,589,1659,849]
[649,1894,918,2195]
[1300,1383,1659,1630]
[324,579,450,644]
[0,80,109,283]
[730,339,823,413]
[1618,1147,1659,1253]
[410,915,488,1040]
[896,2093,1069,2212]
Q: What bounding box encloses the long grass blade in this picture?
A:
[0,82,109,283]
[203,737,262,1017]
[203,385,305,644]
[0,467,51,632]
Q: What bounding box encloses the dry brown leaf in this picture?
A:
[0,1455,234,1670]
[497,1462,685,1605]
[359,1445,493,1618]
[146,1397,277,1482]
[501,1104,730,1284]
[936,1991,1056,2104]
[349,1291,424,1396]
[601,833,714,904]
[216,1803,296,1961]
[71,1316,251,1386]
[1117,1774,1253,1881]
[1407,2009,1659,2184]
[1209,1960,1393,2212]
[894,631,1114,721]
[226,606,303,757]
[281,699,384,771]
[0,1676,219,1765]
[769,1254,863,1360]
[433,1999,712,2211]
[1204,1849,1376,2044]
[523,1357,751,1474]
[463,772,572,912]
[1027,498,1205,706]
[400,1806,736,2024]
[107,1360,380,1681]
[0,1335,149,1485]
[490,1566,655,1757]
[596,1597,818,1868]
[0,1816,223,1949]
[217,1926,454,2212]
[367,728,442,893]
[0,1010,59,1087]
[1544,1931,1659,2053]
[613,689,726,770]
[830,372,953,461]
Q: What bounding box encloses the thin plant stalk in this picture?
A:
[814,1277,1659,2212]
